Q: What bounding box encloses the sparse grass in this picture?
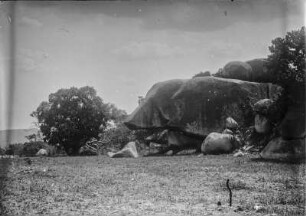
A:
[1,155,305,216]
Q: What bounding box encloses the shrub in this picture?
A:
[5,143,24,156]
[98,124,152,155]
[100,123,133,152]
[0,147,5,155]
[47,145,58,156]
[22,141,50,157]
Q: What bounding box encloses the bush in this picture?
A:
[98,123,153,155]
[47,145,58,156]
[0,147,5,155]
[22,141,50,157]
[100,123,133,152]
[5,143,24,156]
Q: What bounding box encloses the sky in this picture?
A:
[0,0,305,130]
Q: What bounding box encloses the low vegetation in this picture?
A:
[2,142,58,157]
[1,155,304,216]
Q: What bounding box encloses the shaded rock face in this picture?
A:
[254,114,271,134]
[280,106,305,139]
[167,131,203,151]
[125,77,282,138]
[280,84,305,139]
[145,130,168,145]
[201,132,239,154]
[260,137,305,161]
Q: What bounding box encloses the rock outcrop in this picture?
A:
[125,77,282,138]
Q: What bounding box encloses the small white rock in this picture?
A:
[254,205,265,212]
[234,151,244,157]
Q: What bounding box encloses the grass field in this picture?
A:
[1,155,305,216]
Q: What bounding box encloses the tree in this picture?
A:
[267,26,305,87]
[31,86,108,155]
[102,103,127,125]
[25,133,37,142]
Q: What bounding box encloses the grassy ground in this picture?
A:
[1,154,305,216]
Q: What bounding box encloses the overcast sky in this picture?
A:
[0,0,304,130]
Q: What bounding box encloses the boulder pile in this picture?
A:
[125,77,281,136]
[123,58,305,159]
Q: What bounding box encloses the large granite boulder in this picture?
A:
[215,61,252,81]
[125,77,282,138]
[201,132,240,154]
[215,59,273,83]
[167,130,203,152]
[144,130,203,156]
[245,58,273,83]
[124,79,186,130]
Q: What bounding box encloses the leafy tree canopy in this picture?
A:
[102,103,127,125]
[267,26,305,86]
[31,86,110,155]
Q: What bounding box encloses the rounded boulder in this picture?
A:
[216,61,252,81]
[201,132,239,155]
